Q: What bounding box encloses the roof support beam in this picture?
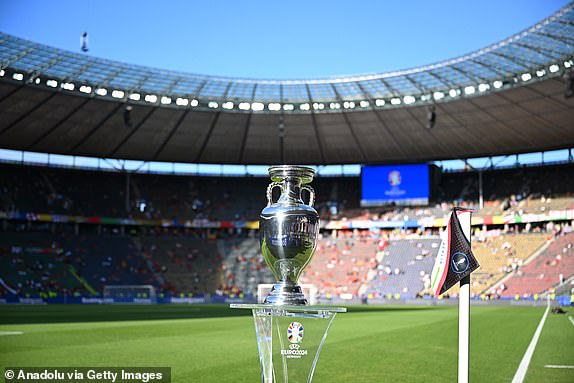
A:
[27,97,91,150]
[238,83,258,163]
[194,111,221,163]
[329,84,367,163]
[68,103,123,154]
[0,90,57,136]
[108,107,157,157]
[490,51,544,68]
[305,84,326,164]
[0,83,24,104]
[152,109,190,160]
[513,42,564,60]
[532,31,574,47]
[355,82,409,159]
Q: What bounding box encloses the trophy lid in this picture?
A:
[269,165,315,184]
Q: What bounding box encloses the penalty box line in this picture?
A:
[0,331,23,336]
[511,305,550,383]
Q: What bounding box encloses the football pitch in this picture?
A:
[0,304,573,382]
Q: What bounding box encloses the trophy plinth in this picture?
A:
[231,165,345,383]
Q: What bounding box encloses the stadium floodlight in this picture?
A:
[300,103,310,111]
[251,102,264,111]
[46,79,58,88]
[390,98,401,105]
[175,97,189,106]
[190,99,199,107]
[403,95,415,105]
[283,104,294,111]
[521,73,532,82]
[449,88,459,97]
[208,101,219,108]
[565,60,573,68]
[145,94,157,103]
[161,96,172,105]
[95,88,107,96]
[61,82,75,91]
[360,100,370,108]
[0,69,4,77]
[329,102,341,109]
[129,93,141,101]
[343,101,356,109]
[111,90,124,98]
[34,78,40,84]
[433,92,444,100]
[536,69,546,77]
[375,99,385,106]
[79,85,92,94]
[238,102,250,110]
[493,80,503,89]
[268,103,281,111]
[12,73,24,81]
[222,101,234,109]
[478,83,490,92]
[549,64,560,73]
[464,86,475,95]
[312,102,325,110]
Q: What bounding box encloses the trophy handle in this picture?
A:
[301,185,315,207]
[266,182,283,206]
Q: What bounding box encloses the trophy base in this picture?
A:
[264,282,307,305]
[230,304,346,383]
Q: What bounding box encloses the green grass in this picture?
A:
[0,305,572,382]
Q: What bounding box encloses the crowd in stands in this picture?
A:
[0,161,573,301]
[2,163,573,224]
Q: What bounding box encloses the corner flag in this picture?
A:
[431,208,479,296]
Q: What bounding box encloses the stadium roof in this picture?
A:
[0,4,573,164]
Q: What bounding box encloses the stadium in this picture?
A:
[1,1,574,382]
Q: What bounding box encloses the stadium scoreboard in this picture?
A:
[361,164,429,206]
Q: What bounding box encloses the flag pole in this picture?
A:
[458,211,472,383]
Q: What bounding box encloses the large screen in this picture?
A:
[361,164,429,206]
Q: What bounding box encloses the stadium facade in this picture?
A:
[0,4,573,305]
[0,4,573,165]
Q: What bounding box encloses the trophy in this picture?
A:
[260,165,319,305]
[231,165,346,383]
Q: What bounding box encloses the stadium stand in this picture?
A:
[498,231,574,297]
[219,237,274,296]
[139,235,222,294]
[301,232,378,297]
[365,237,440,297]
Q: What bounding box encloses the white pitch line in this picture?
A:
[511,305,550,383]
[544,365,574,369]
[0,331,23,336]
[568,316,574,327]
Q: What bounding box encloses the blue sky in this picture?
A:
[0,0,569,79]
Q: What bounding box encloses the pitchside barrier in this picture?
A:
[0,293,570,306]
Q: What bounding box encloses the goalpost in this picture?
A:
[257,284,317,305]
[103,285,157,304]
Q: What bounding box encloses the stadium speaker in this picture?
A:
[124,106,133,127]
[426,105,436,129]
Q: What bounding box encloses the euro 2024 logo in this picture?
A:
[288,322,304,343]
[388,170,401,186]
[282,322,308,358]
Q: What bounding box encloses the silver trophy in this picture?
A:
[231,165,345,383]
[260,165,320,305]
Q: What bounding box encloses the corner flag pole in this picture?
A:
[458,210,472,383]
